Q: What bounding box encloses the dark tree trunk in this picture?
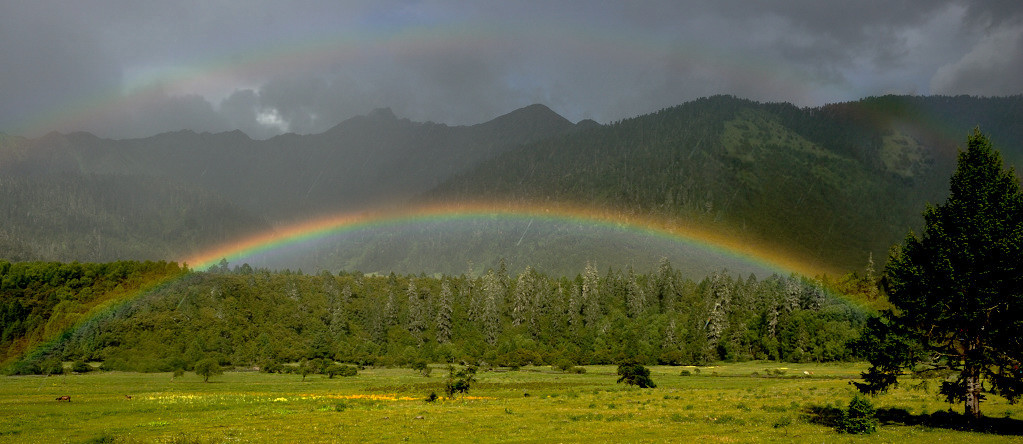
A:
[964,365,982,419]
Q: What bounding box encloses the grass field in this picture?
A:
[2,362,1021,443]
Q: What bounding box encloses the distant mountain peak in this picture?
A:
[368,107,397,120]
[501,103,565,121]
[322,107,402,135]
[480,104,574,136]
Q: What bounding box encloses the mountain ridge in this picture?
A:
[426,95,1023,273]
[2,95,1022,275]
[0,104,583,263]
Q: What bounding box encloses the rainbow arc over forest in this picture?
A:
[183,201,829,278]
[8,201,835,366]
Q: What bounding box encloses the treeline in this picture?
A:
[4,259,868,374]
[0,260,187,367]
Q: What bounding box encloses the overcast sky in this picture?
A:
[2,1,1021,139]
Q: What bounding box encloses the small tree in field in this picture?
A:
[194,358,223,383]
[838,395,877,434]
[445,365,477,399]
[299,361,314,381]
[324,363,343,379]
[617,362,656,388]
[855,129,1023,419]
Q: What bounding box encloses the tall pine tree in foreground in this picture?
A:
[855,129,1023,418]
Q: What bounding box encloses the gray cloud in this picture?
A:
[931,22,1023,96]
[2,1,1021,139]
[0,2,122,134]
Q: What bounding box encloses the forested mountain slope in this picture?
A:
[0,105,579,263]
[2,96,1020,274]
[0,172,272,263]
[3,104,575,220]
[429,95,1023,272]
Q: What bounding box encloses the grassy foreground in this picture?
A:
[2,362,1021,443]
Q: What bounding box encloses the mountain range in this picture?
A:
[2,95,1021,276]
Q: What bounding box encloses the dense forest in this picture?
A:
[2,259,871,374]
[0,260,187,368]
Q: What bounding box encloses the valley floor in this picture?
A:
[1,362,1021,443]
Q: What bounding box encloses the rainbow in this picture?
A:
[184,201,831,278]
[6,201,843,368]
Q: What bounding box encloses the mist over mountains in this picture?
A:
[1,95,1021,276]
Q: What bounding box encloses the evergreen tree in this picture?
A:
[511,267,535,326]
[383,290,399,327]
[704,272,731,353]
[436,281,453,344]
[864,253,879,300]
[581,262,602,327]
[856,129,1023,418]
[406,280,426,341]
[625,266,646,318]
[653,258,677,311]
[481,270,502,346]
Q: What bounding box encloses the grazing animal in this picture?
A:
[125,395,133,400]
[56,396,71,402]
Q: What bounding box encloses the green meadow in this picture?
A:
[2,362,1021,443]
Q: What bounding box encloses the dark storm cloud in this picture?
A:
[1,0,1021,139]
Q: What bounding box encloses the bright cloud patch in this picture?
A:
[256,107,289,132]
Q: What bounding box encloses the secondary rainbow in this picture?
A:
[11,17,832,138]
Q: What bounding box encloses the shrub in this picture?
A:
[772,416,793,428]
[411,360,432,377]
[838,395,878,434]
[554,358,585,374]
[72,360,93,373]
[445,365,478,398]
[553,359,576,372]
[324,364,344,379]
[616,362,656,388]
[260,361,284,374]
[5,360,42,375]
[41,359,65,376]
[337,365,358,377]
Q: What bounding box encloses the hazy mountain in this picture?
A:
[2,96,1021,275]
[428,95,1023,273]
[3,104,576,220]
[0,104,580,263]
